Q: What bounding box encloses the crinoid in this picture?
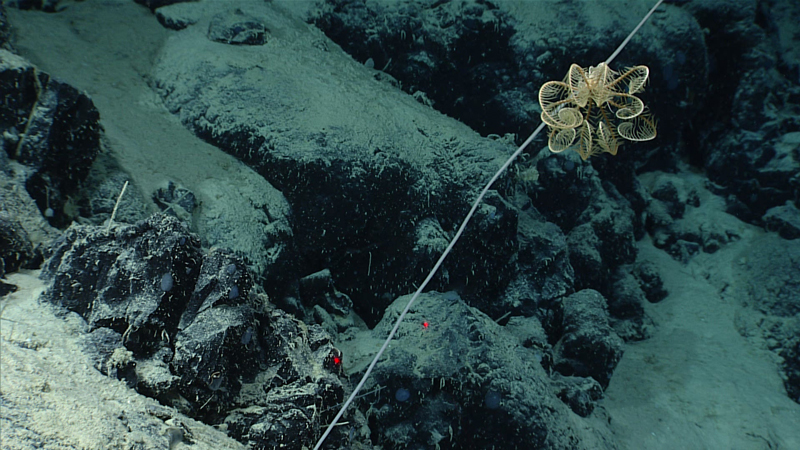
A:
[314,0,665,447]
[539,62,657,160]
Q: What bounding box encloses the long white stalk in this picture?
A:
[313,1,665,447]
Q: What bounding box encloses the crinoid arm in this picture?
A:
[539,80,584,129]
[566,64,591,107]
[575,105,620,160]
[548,126,578,154]
[574,121,594,160]
[610,93,646,120]
[617,108,657,142]
[615,65,650,95]
[595,120,620,156]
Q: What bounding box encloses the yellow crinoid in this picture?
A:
[538,62,657,160]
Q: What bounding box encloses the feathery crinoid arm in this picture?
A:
[539,80,584,130]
